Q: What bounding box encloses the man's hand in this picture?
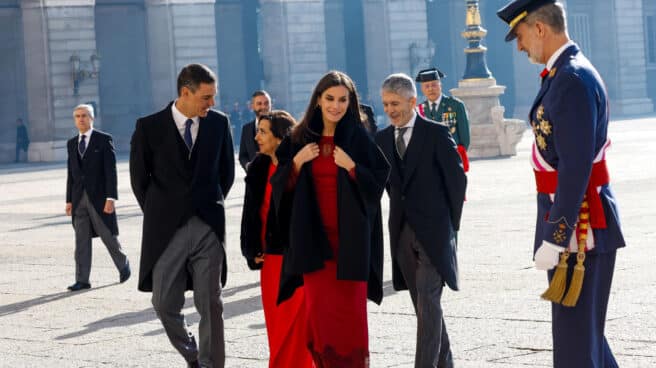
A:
[103,200,115,214]
[333,146,355,171]
[534,242,562,270]
[65,203,72,216]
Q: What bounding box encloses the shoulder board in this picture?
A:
[423,116,448,127]
[445,95,464,104]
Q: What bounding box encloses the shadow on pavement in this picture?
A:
[55,281,262,340]
[0,283,115,317]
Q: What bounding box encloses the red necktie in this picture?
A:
[540,68,549,78]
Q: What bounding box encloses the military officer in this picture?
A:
[415,67,471,171]
[497,1,625,367]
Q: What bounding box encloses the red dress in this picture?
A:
[259,162,313,368]
[303,136,369,367]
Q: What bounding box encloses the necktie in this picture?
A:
[184,119,193,150]
[540,68,549,79]
[396,127,409,157]
[78,135,86,156]
[430,102,437,118]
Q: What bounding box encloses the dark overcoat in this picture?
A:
[130,102,235,292]
[239,120,258,170]
[271,114,390,304]
[240,154,292,270]
[66,129,119,237]
[375,115,466,291]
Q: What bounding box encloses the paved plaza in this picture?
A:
[1,117,655,367]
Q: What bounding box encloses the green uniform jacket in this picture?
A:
[420,95,470,149]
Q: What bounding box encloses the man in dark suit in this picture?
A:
[130,64,235,368]
[238,90,271,171]
[376,73,466,368]
[65,104,130,292]
[498,1,625,366]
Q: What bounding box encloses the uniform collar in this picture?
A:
[546,40,575,71]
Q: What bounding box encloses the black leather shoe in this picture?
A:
[119,262,131,283]
[67,282,91,291]
[187,360,201,368]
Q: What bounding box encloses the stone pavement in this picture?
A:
[1,117,655,367]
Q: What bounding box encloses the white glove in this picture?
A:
[534,242,563,271]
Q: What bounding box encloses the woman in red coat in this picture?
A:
[271,71,390,367]
[240,110,312,367]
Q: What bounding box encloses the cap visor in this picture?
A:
[505,28,517,42]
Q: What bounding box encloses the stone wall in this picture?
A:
[260,0,327,118]
[21,0,99,161]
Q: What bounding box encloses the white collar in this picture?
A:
[79,128,93,139]
[546,40,576,71]
[397,110,417,130]
[429,95,442,108]
[171,100,199,126]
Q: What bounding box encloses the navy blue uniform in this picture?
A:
[530,44,625,367]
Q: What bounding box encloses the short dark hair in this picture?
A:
[177,64,217,96]
[259,110,295,140]
[525,3,566,34]
[251,90,270,99]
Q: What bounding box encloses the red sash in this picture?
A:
[534,161,609,229]
[457,145,469,172]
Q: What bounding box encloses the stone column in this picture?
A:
[260,0,328,117]
[361,0,390,109]
[362,0,429,109]
[215,0,248,108]
[21,0,100,162]
[610,0,653,115]
[144,0,219,108]
[0,4,28,163]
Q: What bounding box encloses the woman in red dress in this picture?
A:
[240,110,313,367]
[271,71,390,367]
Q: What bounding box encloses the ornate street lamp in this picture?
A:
[462,0,492,79]
[70,51,101,96]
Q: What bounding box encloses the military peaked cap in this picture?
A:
[497,0,556,42]
[415,68,446,82]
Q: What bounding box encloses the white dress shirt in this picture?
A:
[428,95,443,114]
[394,110,417,149]
[78,128,93,156]
[171,100,200,146]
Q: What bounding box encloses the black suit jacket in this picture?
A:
[130,102,235,292]
[375,115,466,291]
[66,129,119,236]
[239,120,258,170]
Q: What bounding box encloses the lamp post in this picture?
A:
[450,0,526,158]
[70,51,100,96]
[461,0,492,79]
